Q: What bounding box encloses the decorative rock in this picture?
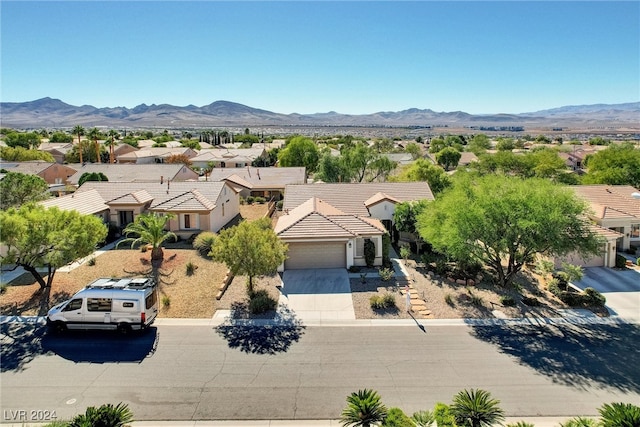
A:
[456,279,466,285]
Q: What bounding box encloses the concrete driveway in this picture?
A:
[278,268,355,322]
[573,267,640,322]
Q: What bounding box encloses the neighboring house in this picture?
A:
[0,161,77,185]
[66,164,199,186]
[190,148,267,169]
[573,185,640,255]
[382,153,414,166]
[277,182,434,270]
[207,166,306,200]
[74,181,240,238]
[113,143,138,159]
[116,147,197,164]
[38,142,73,163]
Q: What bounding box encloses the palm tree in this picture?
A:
[73,125,85,164]
[450,389,505,427]
[107,129,119,164]
[340,389,387,427]
[117,213,177,262]
[598,402,640,427]
[88,127,101,163]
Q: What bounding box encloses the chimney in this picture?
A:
[257,169,261,180]
[247,166,251,177]
[160,176,164,184]
[167,180,170,194]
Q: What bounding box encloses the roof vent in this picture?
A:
[632,192,640,200]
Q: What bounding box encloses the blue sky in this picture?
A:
[1,1,638,115]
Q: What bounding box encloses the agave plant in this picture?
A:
[450,388,505,427]
[506,422,535,427]
[340,388,388,427]
[598,402,640,427]
[412,409,435,427]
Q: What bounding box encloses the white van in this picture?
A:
[47,277,158,334]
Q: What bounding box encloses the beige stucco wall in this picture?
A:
[367,201,397,223]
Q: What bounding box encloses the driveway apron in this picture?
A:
[279,268,355,321]
[573,267,640,322]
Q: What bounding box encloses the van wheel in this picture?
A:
[117,323,132,335]
[49,321,67,335]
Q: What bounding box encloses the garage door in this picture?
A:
[285,242,346,270]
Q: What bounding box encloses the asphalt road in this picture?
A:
[2,321,639,424]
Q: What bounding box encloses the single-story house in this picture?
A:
[277,182,434,270]
[66,163,199,186]
[40,188,110,223]
[190,147,267,169]
[275,197,386,270]
[116,147,197,164]
[571,185,640,263]
[0,161,77,186]
[207,166,306,200]
[71,180,240,238]
[38,142,73,163]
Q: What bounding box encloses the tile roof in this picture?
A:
[77,181,232,212]
[572,185,640,220]
[275,197,386,239]
[67,164,195,185]
[207,167,306,190]
[1,161,57,175]
[40,189,109,215]
[283,182,434,216]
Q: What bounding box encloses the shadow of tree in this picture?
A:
[1,321,46,372]
[215,304,305,355]
[470,322,640,392]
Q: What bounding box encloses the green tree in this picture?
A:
[78,172,109,186]
[117,212,177,262]
[582,143,640,188]
[0,172,49,209]
[209,217,287,295]
[0,146,55,162]
[73,125,85,164]
[435,147,462,171]
[0,205,107,292]
[495,138,516,151]
[4,131,41,149]
[450,389,505,427]
[393,200,428,237]
[316,151,350,183]
[391,159,452,195]
[88,127,102,164]
[49,131,73,143]
[340,389,388,427]
[404,142,422,160]
[417,175,602,288]
[598,402,640,427]
[468,134,491,154]
[278,136,320,173]
[342,143,396,182]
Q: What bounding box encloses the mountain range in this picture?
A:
[1,97,638,129]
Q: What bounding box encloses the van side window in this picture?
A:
[122,302,134,308]
[87,298,112,312]
[63,299,82,311]
[145,291,157,309]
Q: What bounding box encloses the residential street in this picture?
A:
[2,321,639,423]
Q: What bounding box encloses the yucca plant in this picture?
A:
[450,388,505,427]
[69,402,133,427]
[598,402,640,427]
[506,422,535,427]
[412,409,435,427]
[340,388,388,427]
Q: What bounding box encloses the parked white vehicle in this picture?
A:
[46,277,158,334]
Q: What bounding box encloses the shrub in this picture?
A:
[521,296,541,307]
[547,278,561,295]
[276,200,284,210]
[534,259,555,277]
[598,402,640,427]
[615,254,627,268]
[637,257,640,266]
[379,267,395,282]
[434,259,449,276]
[583,287,606,307]
[246,196,255,204]
[254,196,266,204]
[468,291,483,306]
[560,417,598,427]
[411,410,435,427]
[382,233,391,267]
[432,402,456,427]
[400,246,411,262]
[382,293,396,308]
[69,402,133,427]
[185,261,197,276]
[457,259,482,279]
[193,231,217,257]
[370,295,385,309]
[507,422,535,427]
[444,293,455,307]
[500,295,516,307]
[382,407,416,426]
[162,296,170,308]
[249,289,277,314]
[364,239,376,267]
[87,257,97,266]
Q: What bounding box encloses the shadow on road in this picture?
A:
[1,323,159,371]
[470,322,640,392]
[215,304,305,354]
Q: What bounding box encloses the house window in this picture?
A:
[631,223,640,239]
[355,238,365,257]
[181,213,199,230]
[184,214,191,229]
[119,211,134,227]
